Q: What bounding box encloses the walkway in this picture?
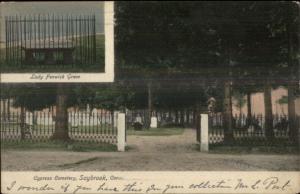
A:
[127,128,197,153]
[1,129,299,171]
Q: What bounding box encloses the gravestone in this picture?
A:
[150,116,158,128]
[25,112,33,125]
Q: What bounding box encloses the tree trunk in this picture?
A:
[146,82,152,129]
[288,83,298,142]
[52,85,70,141]
[223,81,234,143]
[239,101,242,128]
[7,98,10,121]
[32,111,37,125]
[111,110,115,129]
[186,109,190,125]
[264,80,274,140]
[175,110,179,124]
[3,99,7,121]
[20,105,26,140]
[287,24,298,144]
[180,109,184,125]
[192,109,196,126]
[246,92,252,127]
[246,92,252,118]
[168,110,172,120]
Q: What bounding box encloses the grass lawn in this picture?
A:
[209,144,300,154]
[126,127,184,136]
[1,140,117,152]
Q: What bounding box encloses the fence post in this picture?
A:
[200,114,209,152]
[117,113,126,152]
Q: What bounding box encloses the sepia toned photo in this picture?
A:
[1,1,300,194]
[0,1,114,82]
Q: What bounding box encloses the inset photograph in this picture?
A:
[0,1,106,73]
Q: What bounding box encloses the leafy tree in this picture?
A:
[115,1,299,142]
[1,84,91,140]
[93,83,132,111]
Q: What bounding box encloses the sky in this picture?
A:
[0,1,104,42]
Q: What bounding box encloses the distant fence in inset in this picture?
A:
[4,14,97,68]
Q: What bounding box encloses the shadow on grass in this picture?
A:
[57,157,99,169]
[1,140,117,152]
[208,144,300,155]
[126,127,185,136]
[189,140,300,154]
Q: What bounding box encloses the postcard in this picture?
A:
[1,1,299,194]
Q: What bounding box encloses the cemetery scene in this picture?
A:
[0,2,105,72]
[1,2,300,171]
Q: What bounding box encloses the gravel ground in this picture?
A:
[1,129,299,171]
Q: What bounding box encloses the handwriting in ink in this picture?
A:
[234,179,249,190]
[146,184,161,193]
[61,183,70,192]
[16,184,54,192]
[189,180,232,189]
[263,177,291,191]
[123,182,143,192]
[97,182,119,192]
[162,184,184,193]
[234,177,291,191]
[72,185,92,194]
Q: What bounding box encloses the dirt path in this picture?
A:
[127,128,197,153]
[1,129,299,171]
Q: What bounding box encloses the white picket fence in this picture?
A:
[23,112,119,127]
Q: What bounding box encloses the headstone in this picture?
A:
[150,116,158,128]
[25,112,33,125]
[86,104,91,113]
[92,108,98,114]
[135,115,142,124]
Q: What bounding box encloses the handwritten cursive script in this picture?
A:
[4,175,294,194]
